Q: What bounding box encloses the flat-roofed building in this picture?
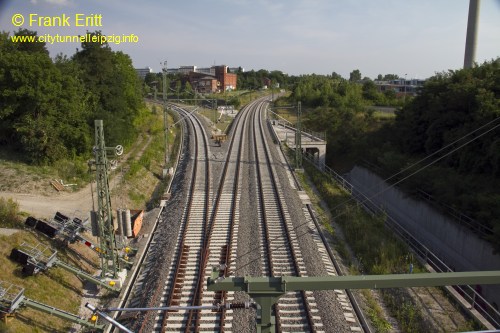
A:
[135,67,152,79]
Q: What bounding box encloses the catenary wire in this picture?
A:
[229,111,500,273]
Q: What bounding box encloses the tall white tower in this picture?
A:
[464,0,481,69]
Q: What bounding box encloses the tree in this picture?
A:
[228,96,241,109]
[362,80,379,101]
[0,32,89,163]
[73,31,143,146]
[184,81,194,96]
[349,69,361,82]
[14,28,49,55]
[387,59,500,252]
[331,72,343,80]
[383,74,399,81]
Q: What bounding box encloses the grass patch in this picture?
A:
[293,154,434,331]
[0,203,99,333]
[198,107,235,133]
[302,160,416,275]
[0,102,180,332]
[270,106,298,124]
[361,289,392,333]
[372,110,396,120]
[116,104,181,209]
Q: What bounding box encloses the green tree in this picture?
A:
[183,81,194,97]
[73,31,143,146]
[349,69,362,82]
[362,80,379,101]
[13,28,49,55]
[228,96,241,109]
[0,31,89,163]
[332,72,343,80]
[383,74,399,81]
[385,59,500,252]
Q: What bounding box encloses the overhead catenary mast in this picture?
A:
[162,61,170,178]
[91,119,123,279]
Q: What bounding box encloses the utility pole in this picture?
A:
[162,61,169,178]
[464,0,481,69]
[295,101,302,170]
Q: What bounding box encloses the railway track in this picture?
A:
[150,102,255,332]
[251,101,323,332]
[151,105,212,332]
[121,97,368,332]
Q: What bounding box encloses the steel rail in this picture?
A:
[276,117,372,332]
[252,100,317,332]
[185,101,250,331]
[157,106,211,333]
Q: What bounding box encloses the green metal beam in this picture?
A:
[22,297,104,330]
[54,260,120,293]
[208,271,500,293]
[207,269,500,333]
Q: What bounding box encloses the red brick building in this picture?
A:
[188,72,218,93]
[215,65,237,91]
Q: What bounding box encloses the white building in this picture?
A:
[135,67,152,79]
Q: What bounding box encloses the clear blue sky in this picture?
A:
[1,0,499,79]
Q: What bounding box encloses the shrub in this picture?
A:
[0,197,21,228]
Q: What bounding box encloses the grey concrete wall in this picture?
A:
[347,166,500,308]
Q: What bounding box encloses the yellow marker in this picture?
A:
[109,281,116,286]
[125,247,130,253]
[90,314,98,322]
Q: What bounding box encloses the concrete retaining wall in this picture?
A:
[347,165,500,308]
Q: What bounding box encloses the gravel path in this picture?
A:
[0,134,151,219]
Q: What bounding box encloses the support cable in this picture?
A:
[229,108,500,271]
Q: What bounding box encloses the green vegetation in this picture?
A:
[0,29,144,165]
[360,289,392,333]
[283,59,500,252]
[297,159,435,332]
[274,73,402,170]
[234,68,296,90]
[302,161,415,275]
[197,107,233,133]
[361,59,500,252]
[0,198,22,228]
[116,103,180,209]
